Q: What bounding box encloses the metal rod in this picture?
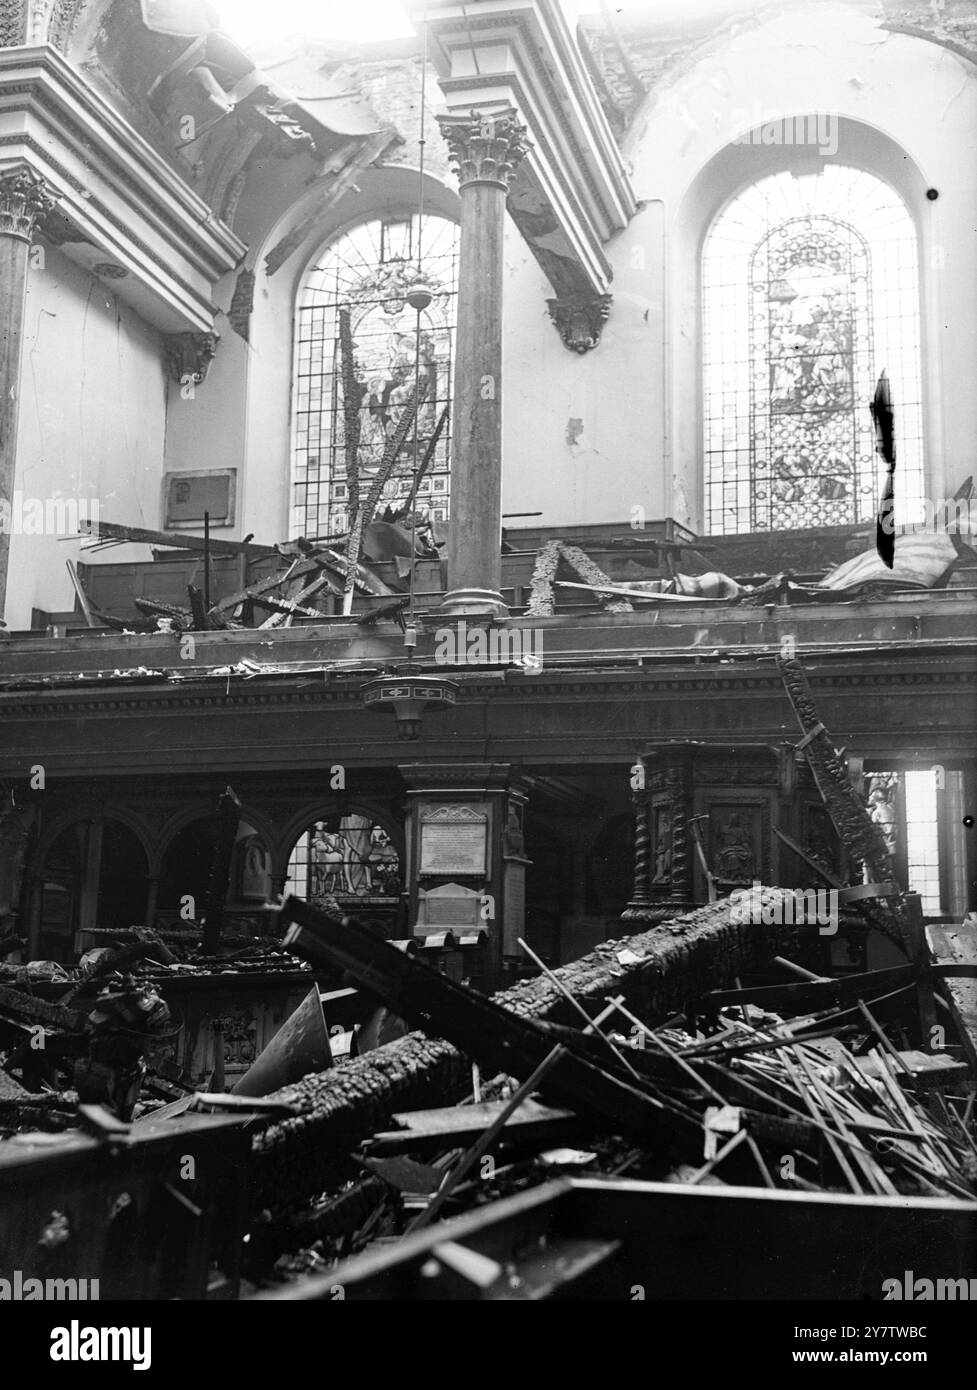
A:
[203,510,211,618]
[744,1132,776,1189]
[778,1048,864,1195]
[688,1127,748,1185]
[855,998,912,1075]
[794,1047,895,1196]
[406,1,429,640]
[607,997,727,1106]
[408,1044,567,1234]
[517,938,645,1083]
[772,955,830,984]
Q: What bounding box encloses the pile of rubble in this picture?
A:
[239,894,976,1290]
[0,926,318,1132]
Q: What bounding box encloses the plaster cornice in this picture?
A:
[0,45,245,330]
[414,0,637,301]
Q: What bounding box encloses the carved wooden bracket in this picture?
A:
[546,294,612,353]
[163,330,220,385]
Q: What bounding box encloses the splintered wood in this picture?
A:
[250,892,807,1208]
[250,895,976,1285]
[244,896,976,1290]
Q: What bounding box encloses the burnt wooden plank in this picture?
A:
[250,891,805,1209]
[367,1099,582,1156]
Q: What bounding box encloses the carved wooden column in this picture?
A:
[437,109,529,618]
[622,791,653,923]
[623,751,695,927]
[0,166,57,619]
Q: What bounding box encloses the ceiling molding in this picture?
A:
[413,0,638,302]
[0,44,245,331]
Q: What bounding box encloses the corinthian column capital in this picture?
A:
[0,165,58,243]
[436,107,530,192]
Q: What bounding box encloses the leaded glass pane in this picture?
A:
[703,168,924,535]
[291,215,459,539]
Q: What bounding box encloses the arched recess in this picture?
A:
[33,817,149,961]
[290,209,459,540]
[701,164,923,534]
[671,118,939,534]
[585,812,635,919]
[616,6,977,536]
[277,801,405,905]
[155,802,277,922]
[238,164,460,543]
[34,802,154,872]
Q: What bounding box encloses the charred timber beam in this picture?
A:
[281,902,701,1152]
[249,892,805,1210]
[80,520,277,559]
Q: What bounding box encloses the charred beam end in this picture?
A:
[249,891,805,1211]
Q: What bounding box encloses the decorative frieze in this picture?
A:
[47,0,88,51]
[0,165,58,243]
[546,293,613,353]
[0,2,27,49]
[436,107,530,192]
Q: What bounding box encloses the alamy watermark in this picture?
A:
[729,880,838,935]
[731,106,838,156]
[434,620,543,673]
[50,1320,151,1371]
[0,1271,99,1299]
[0,492,100,536]
[879,495,977,535]
[883,1271,977,1300]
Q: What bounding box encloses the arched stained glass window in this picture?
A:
[703,167,923,534]
[292,214,459,539]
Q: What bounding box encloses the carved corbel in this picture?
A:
[546,294,612,353]
[163,331,220,386]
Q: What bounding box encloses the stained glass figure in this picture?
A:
[292,215,459,539]
[287,815,402,901]
[703,168,923,534]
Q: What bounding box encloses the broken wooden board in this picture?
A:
[81,519,276,558]
[366,1099,582,1157]
[0,984,86,1034]
[701,963,914,1013]
[253,1175,977,1302]
[855,1050,968,1090]
[360,1155,444,1194]
[250,891,806,1210]
[280,903,702,1152]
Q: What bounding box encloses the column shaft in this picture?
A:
[436,110,529,618]
[0,167,57,620]
[444,181,507,615]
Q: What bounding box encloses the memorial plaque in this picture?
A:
[419,804,488,876]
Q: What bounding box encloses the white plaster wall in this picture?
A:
[502,3,977,532]
[8,246,167,630]
[501,199,666,529]
[53,2,975,577]
[623,3,977,530]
